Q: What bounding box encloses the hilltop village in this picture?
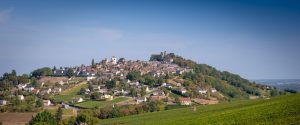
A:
[0,51,277,124]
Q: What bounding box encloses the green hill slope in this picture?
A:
[101,94,300,125]
[151,52,270,99]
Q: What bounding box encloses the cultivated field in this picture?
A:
[101,94,300,125]
[0,112,35,125]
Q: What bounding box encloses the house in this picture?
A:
[0,100,7,105]
[87,76,96,81]
[111,56,117,65]
[62,103,70,109]
[17,83,27,90]
[113,90,122,96]
[176,70,184,75]
[178,97,191,105]
[18,95,25,100]
[91,85,101,92]
[53,69,66,76]
[24,85,35,92]
[73,97,83,103]
[176,83,182,87]
[99,88,108,94]
[129,81,139,86]
[118,58,126,64]
[79,71,89,77]
[198,88,207,94]
[165,84,173,89]
[136,97,147,104]
[43,100,51,106]
[121,89,129,95]
[180,88,187,94]
[103,94,114,101]
[150,96,161,101]
[80,88,90,95]
[41,88,52,95]
[211,88,217,93]
[161,83,167,87]
[31,89,40,95]
[52,87,62,93]
[152,90,165,97]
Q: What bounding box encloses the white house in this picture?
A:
[129,81,139,86]
[0,100,7,105]
[43,100,51,106]
[211,88,217,93]
[111,56,117,65]
[40,88,52,95]
[52,87,62,93]
[62,103,70,109]
[136,97,147,104]
[24,85,35,92]
[17,83,27,90]
[198,88,207,94]
[87,76,96,81]
[103,94,114,101]
[152,90,165,97]
[176,83,182,87]
[18,95,25,100]
[180,88,187,94]
[91,85,101,92]
[73,97,83,103]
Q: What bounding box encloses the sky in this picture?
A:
[0,0,299,79]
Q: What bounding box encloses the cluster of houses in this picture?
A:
[51,52,192,83]
[17,82,63,95]
[1,52,220,107]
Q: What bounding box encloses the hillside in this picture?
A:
[150,52,269,99]
[101,93,300,125]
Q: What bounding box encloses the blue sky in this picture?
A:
[0,0,299,79]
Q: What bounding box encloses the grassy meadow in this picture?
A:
[51,82,88,103]
[75,97,129,109]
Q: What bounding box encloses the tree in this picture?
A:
[91,92,100,100]
[29,110,57,125]
[140,87,146,97]
[55,107,63,122]
[270,89,280,97]
[112,107,121,118]
[91,58,96,68]
[36,99,43,108]
[126,71,141,81]
[12,69,17,76]
[52,66,56,71]
[76,110,99,125]
[105,80,116,89]
[31,67,52,78]
[129,88,137,97]
[66,69,74,78]
[157,78,165,85]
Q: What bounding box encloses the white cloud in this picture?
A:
[0,8,14,23]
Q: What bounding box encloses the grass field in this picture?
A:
[47,108,75,116]
[52,82,88,103]
[75,97,129,109]
[100,94,300,125]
